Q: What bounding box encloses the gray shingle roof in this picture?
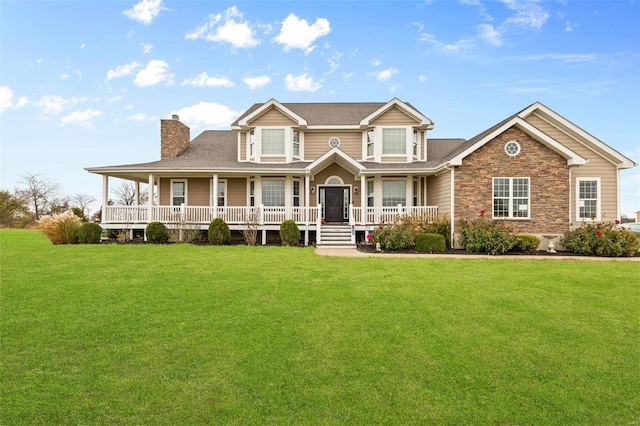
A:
[232,102,389,126]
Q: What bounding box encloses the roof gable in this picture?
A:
[236,99,308,129]
[360,98,434,130]
[517,102,636,169]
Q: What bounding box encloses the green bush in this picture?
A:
[146,221,169,244]
[371,223,414,251]
[208,218,231,245]
[78,222,103,244]
[279,220,300,246]
[561,220,640,257]
[513,234,540,253]
[399,214,451,248]
[415,233,446,253]
[458,214,517,255]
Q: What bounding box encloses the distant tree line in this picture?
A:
[0,173,147,228]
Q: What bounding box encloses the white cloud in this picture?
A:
[501,0,549,30]
[418,75,428,82]
[16,96,29,108]
[133,60,174,87]
[419,32,475,51]
[374,67,398,82]
[274,13,331,51]
[60,73,70,80]
[185,6,259,49]
[171,102,240,129]
[107,96,123,103]
[522,53,599,63]
[371,59,382,66]
[0,86,14,112]
[141,43,153,54]
[61,109,102,127]
[123,0,167,25]
[106,62,140,80]
[79,43,86,49]
[36,95,87,115]
[126,113,156,121]
[565,21,578,32]
[181,72,234,87]
[478,24,502,46]
[242,75,271,90]
[284,73,322,92]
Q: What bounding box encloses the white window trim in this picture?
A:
[248,130,255,161]
[170,179,187,206]
[258,127,287,158]
[293,129,301,160]
[364,126,413,162]
[492,177,531,220]
[211,178,227,207]
[261,178,286,207]
[576,177,601,222]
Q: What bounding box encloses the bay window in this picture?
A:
[262,180,285,206]
[262,129,285,155]
[293,130,300,158]
[382,128,407,155]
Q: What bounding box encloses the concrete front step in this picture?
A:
[318,224,354,248]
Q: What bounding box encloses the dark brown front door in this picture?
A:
[325,187,345,222]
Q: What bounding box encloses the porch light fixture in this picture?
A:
[354,187,358,194]
[311,187,315,194]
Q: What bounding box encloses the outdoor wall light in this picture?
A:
[311,187,315,194]
[354,187,359,194]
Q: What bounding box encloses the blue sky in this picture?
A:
[1,0,639,216]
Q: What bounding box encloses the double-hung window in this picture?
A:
[249,130,255,158]
[171,180,186,206]
[293,130,300,158]
[382,180,406,207]
[493,177,530,219]
[216,180,226,207]
[382,128,406,155]
[249,180,255,207]
[367,179,374,207]
[262,180,285,207]
[413,130,418,157]
[366,130,374,157]
[262,129,285,155]
[577,178,599,220]
[293,180,300,207]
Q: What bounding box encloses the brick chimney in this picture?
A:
[161,115,190,159]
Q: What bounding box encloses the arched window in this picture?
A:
[325,176,344,185]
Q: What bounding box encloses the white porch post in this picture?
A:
[134,181,140,205]
[360,175,366,225]
[304,173,310,246]
[148,174,154,223]
[406,174,413,213]
[212,174,218,218]
[102,175,109,223]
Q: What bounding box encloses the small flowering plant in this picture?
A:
[560,219,640,257]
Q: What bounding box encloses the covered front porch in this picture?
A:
[101,204,439,246]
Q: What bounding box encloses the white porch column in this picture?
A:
[148,174,154,223]
[406,174,413,210]
[102,175,109,222]
[212,174,218,218]
[304,173,310,246]
[134,181,140,205]
[360,175,366,224]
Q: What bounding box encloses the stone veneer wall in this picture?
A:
[454,126,570,235]
[161,117,190,159]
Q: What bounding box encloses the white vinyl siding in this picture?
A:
[493,177,530,219]
[577,178,600,221]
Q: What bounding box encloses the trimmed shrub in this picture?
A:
[36,210,81,244]
[371,223,414,251]
[78,222,103,244]
[146,221,169,244]
[208,218,231,245]
[279,220,300,246]
[415,233,446,253]
[513,234,540,253]
[458,214,517,255]
[399,214,452,248]
[561,220,640,257]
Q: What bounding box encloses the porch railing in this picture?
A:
[102,204,436,226]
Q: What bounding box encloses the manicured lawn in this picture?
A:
[1,229,638,424]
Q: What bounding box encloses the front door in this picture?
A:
[325,187,346,222]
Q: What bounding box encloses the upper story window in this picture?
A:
[413,130,418,157]
[367,130,374,157]
[382,128,407,155]
[493,177,530,219]
[249,130,255,157]
[293,130,300,158]
[262,129,285,155]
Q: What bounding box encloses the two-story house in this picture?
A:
[86,98,635,248]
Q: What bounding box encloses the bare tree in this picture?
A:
[70,193,96,217]
[16,173,60,220]
[111,181,148,206]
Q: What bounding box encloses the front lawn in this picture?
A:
[1,229,638,424]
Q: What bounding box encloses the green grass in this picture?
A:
[1,229,638,424]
